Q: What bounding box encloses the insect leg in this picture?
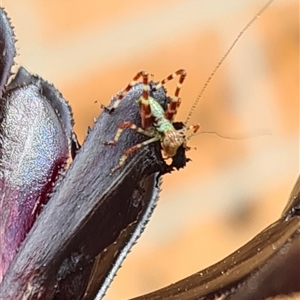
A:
[185,123,201,141]
[104,121,155,146]
[137,71,153,129]
[154,69,186,121]
[110,135,159,174]
[111,71,147,111]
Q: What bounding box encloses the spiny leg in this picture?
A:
[104,121,155,146]
[111,71,149,111]
[110,71,153,131]
[154,69,187,122]
[185,123,200,141]
[137,71,153,129]
[110,136,159,174]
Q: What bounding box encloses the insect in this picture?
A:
[104,70,200,174]
[104,0,276,175]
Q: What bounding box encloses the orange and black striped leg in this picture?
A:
[110,136,159,174]
[136,71,153,129]
[154,69,186,121]
[110,71,148,112]
[185,123,201,141]
[104,121,155,146]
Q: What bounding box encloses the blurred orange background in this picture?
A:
[2,1,298,299]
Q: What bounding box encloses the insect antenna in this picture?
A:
[194,130,272,140]
[184,0,275,127]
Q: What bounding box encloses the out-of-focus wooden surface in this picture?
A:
[2,1,298,299]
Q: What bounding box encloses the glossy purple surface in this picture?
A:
[0,82,69,282]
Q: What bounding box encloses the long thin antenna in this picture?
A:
[196,130,271,140]
[184,0,275,126]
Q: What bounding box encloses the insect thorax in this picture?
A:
[148,96,174,132]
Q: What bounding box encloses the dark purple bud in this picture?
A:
[0,81,173,299]
[0,67,74,282]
